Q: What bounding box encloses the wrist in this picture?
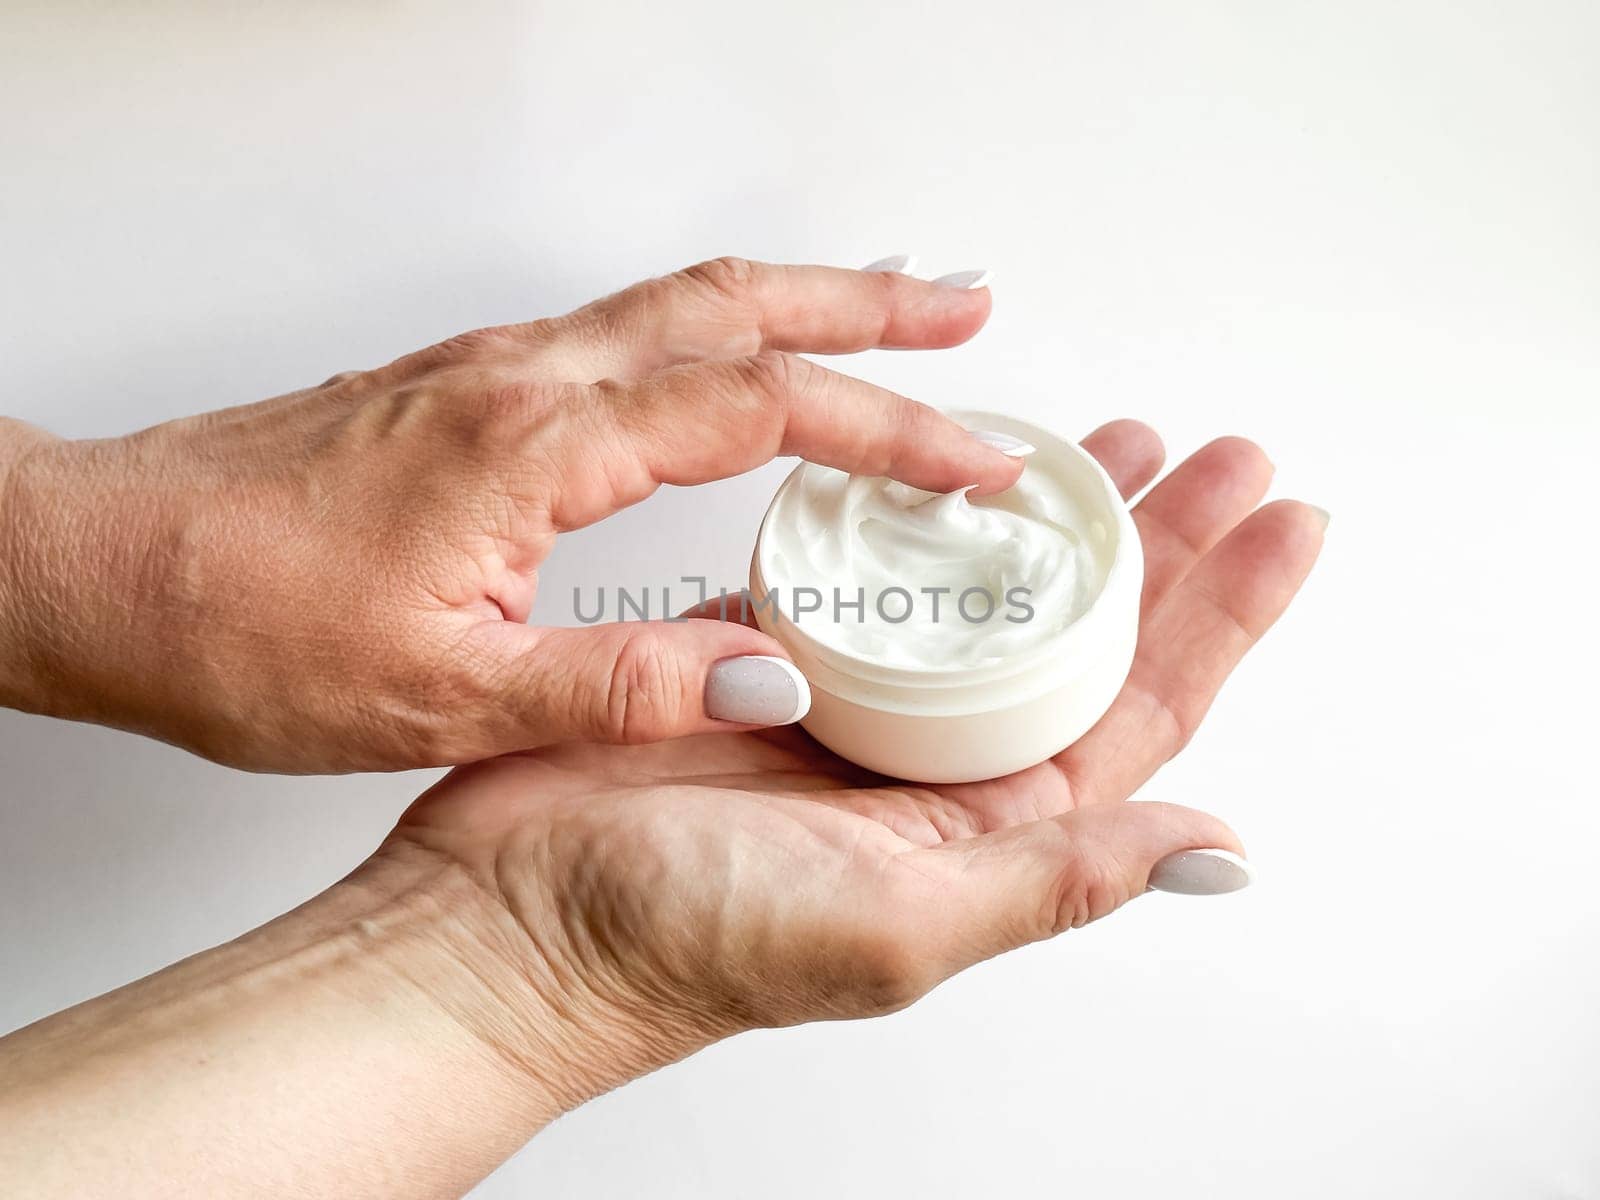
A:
[0,832,594,1196]
[0,425,203,741]
[0,418,68,713]
[370,834,720,1115]
[290,844,583,1129]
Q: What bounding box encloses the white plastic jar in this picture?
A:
[749,411,1142,783]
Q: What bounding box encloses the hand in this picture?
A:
[0,258,1019,771]
[0,421,1322,1197]
[383,421,1326,1106]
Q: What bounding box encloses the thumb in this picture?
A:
[500,618,811,747]
[909,801,1252,971]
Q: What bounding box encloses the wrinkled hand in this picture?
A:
[383,422,1325,1106]
[0,258,1020,771]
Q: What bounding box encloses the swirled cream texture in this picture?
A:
[758,459,1112,669]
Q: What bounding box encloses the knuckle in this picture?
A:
[586,374,634,419]
[431,326,507,361]
[1050,850,1129,934]
[564,292,647,355]
[680,255,759,301]
[742,348,803,401]
[474,379,530,425]
[480,376,556,424]
[579,379,646,462]
[501,315,561,348]
[601,632,687,743]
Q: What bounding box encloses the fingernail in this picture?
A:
[705,656,811,726]
[932,269,992,290]
[862,254,917,275]
[1310,505,1331,529]
[1147,849,1255,895]
[972,430,1037,458]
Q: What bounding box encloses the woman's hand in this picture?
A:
[385,421,1326,1107]
[0,422,1322,1198]
[0,258,1018,771]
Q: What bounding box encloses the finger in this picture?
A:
[1132,437,1276,613]
[1059,500,1327,806]
[484,619,813,747]
[544,351,1024,530]
[534,256,993,381]
[905,801,1248,971]
[1079,419,1165,500]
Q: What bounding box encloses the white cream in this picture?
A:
[757,457,1112,669]
[751,413,1142,782]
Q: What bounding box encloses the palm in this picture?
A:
[397,422,1323,1028]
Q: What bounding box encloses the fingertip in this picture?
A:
[1114,799,1246,861]
[704,654,812,727]
[1239,498,1329,558]
[760,655,812,722]
[1200,435,1276,484]
[972,430,1038,458]
[873,402,1028,496]
[1254,499,1332,570]
[878,275,992,350]
[924,284,993,347]
[1081,418,1166,499]
[1147,848,1256,896]
[965,450,1028,497]
[1287,498,1328,529]
[1287,499,1331,536]
[1094,417,1162,450]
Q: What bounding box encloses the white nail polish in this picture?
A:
[704,655,812,726]
[1146,849,1255,896]
[932,269,992,290]
[972,430,1037,458]
[862,254,918,275]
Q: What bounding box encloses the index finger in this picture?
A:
[540,351,1025,531]
[533,256,993,381]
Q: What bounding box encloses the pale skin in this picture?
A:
[0,259,1324,1197]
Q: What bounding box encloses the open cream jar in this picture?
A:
[749,411,1141,783]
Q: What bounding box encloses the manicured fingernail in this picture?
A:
[862,254,918,275]
[932,269,991,290]
[1147,849,1254,895]
[1310,505,1331,529]
[705,656,811,726]
[972,430,1037,458]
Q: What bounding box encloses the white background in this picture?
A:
[2,2,1597,1196]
